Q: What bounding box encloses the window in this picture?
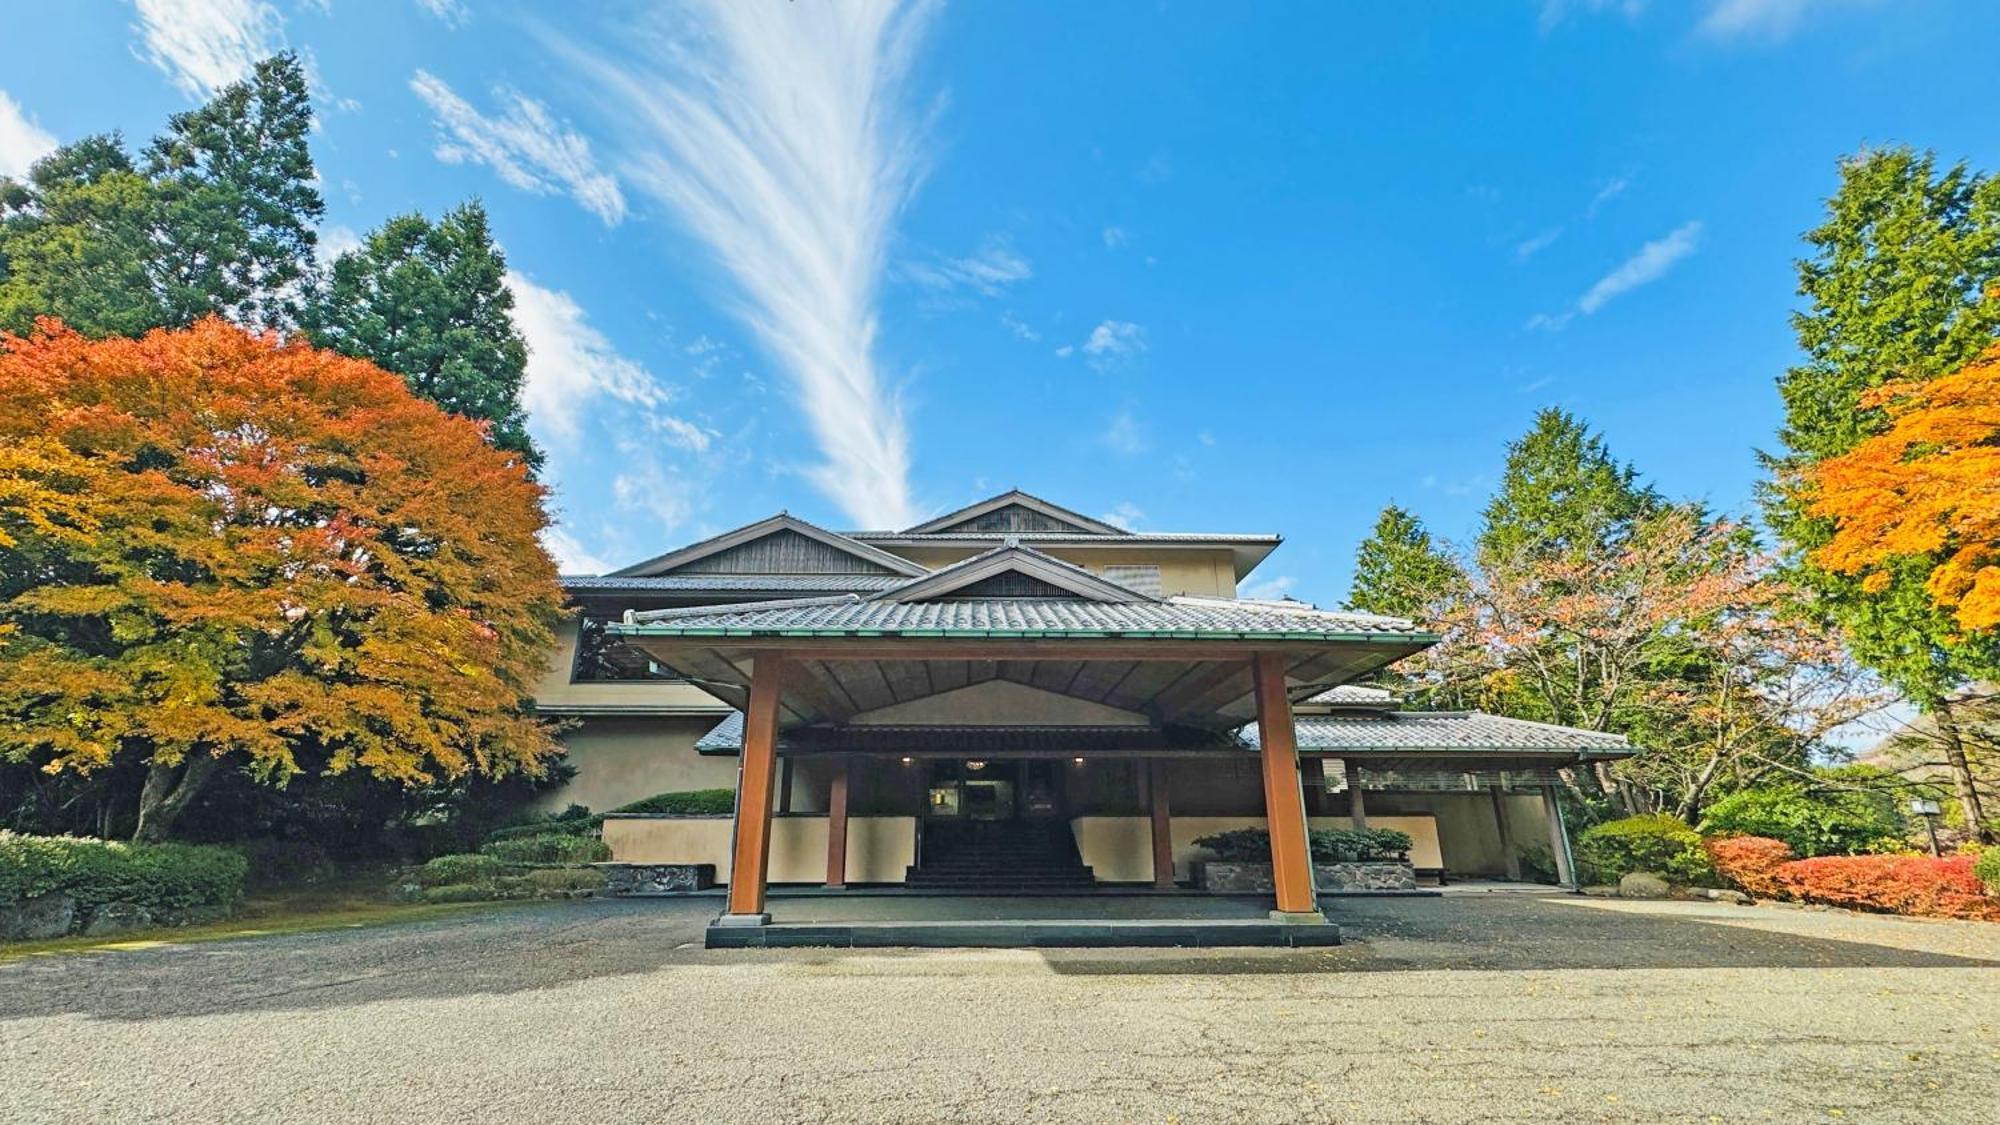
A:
[1100,564,1162,596]
[571,616,680,682]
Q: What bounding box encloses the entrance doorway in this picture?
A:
[910,759,1094,889]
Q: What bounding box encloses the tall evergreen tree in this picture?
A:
[303,201,541,467]
[0,54,322,337]
[1348,504,1460,620]
[1766,146,2000,841]
[1477,408,1660,568]
[144,52,323,330]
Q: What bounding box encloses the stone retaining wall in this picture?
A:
[1198,860,1418,894]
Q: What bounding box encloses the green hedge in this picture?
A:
[0,832,247,915]
[1975,847,2000,896]
[1576,815,1715,886]
[1193,827,1414,864]
[1697,784,1906,858]
[414,853,508,888]
[479,834,610,865]
[612,788,735,816]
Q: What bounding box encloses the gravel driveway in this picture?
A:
[3,894,1996,1123]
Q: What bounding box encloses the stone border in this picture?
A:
[1198,860,1417,893]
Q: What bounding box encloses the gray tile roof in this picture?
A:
[562,574,908,593]
[696,708,1630,758]
[1244,712,1631,755]
[618,593,1429,640]
[846,531,1281,544]
[1304,685,1397,707]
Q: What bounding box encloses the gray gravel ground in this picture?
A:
[3,893,1997,1123]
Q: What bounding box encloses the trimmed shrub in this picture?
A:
[613,789,735,816]
[483,804,601,843]
[1774,854,2000,922]
[1575,815,1715,886]
[1192,827,1412,864]
[480,834,610,865]
[0,832,246,918]
[523,867,605,894]
[414,853,507,888]
[1975,847,2000,896]
[1698,784,1905,858]
[1705,836,1795,899]
[420,883,500,904]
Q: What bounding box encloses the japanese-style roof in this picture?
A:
[562,574,908,594]
[901,490,1131,536]
[607,513,929,579]
[693,709,1631,760]
[1302,685,1398,709]
[1242,711,1632,758]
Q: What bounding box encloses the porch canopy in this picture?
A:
[609,542,1437,925]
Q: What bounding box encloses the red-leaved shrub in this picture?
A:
[1705,836,1794,899]
[1774,854,2000,922]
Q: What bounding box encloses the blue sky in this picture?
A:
[4,1,1998,604]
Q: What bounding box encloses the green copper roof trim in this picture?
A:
[608,622,1443,644]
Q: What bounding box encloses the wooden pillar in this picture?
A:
[1541,784,1576,889]
[825,756,850,889]
[722,656,785,923]
[1252,653,1322,919]
[1490,786,1522,881]
[1344,759,1368,830]
[1147,758,1175,889]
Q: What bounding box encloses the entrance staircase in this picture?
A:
[904,820,1097,891]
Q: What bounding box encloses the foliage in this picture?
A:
[0,320,564,840]
[1517,842,1559,885]
[1704,835,1796,899]
[1811,343,2000,632]
[0,831,246,914]
[1191,827,1412,864]
[521,867,605,894]
[1698,779,1907,858]
[613,789,737,816]
[483,804,601,843]
[1764,145,2000,842]
[1774,853,2000,921]
[0,55,322,336]
[1477,407,1661,568]
[479,833,609,865]
[302,202,540,467]
[1347,505,1461,619]
[413,853,507,888]
[1974,846,2000,895]
[1574,815,1716,886]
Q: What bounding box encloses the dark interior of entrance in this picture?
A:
[908,760,1096,889]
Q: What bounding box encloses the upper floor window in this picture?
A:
[572,616,680,682]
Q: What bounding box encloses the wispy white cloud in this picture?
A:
[1102,408,1147,456]
[414,0,468,26]
[567,1,936,529]
[129,0,285,97]
[1099,502,1145,531]
[1696,0,1815,42]
[902,237,1032,297]
[1101,225,1128,249]
[612,463,695,532]
[1528,219,1702,330]
[1000,312,1041,342]
[0,90,56,179]
[1240,574,1297,601]
[1514,227,1563,261]
[1074,319,1145,369]
[315,223,363,264]
[1538,0,1646,34]
[410,70,625,225]
[1586,174,1631,217]
[542,527,615,576]
[508,270,709,452]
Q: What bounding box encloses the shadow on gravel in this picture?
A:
[1043,896,2000,976]
[0,898,720,1024]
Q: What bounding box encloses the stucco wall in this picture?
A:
[1071,814,1445,883]
[602,815,917,884]
[534,716,739,814]
[1368,792,1550,878]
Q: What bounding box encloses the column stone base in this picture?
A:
[714,912,772,928]
[1268,909,1329,925]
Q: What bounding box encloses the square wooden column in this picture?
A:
[1541,785,1577,889]
[1146,758,1175,889]
[825,756,851,889]
[721,656,785,924]
[1251,653,1323,921]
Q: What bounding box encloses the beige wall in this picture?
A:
[884,546,1239,598]
[1071,815,1445,883]
[532,616,735,716]
[603,815,917,884]
[535,716,739,814]
[1369,792,1550,878]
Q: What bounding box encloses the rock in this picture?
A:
[1,893,77,941]
[1703,887,1752,905]
[82,902,154,937]
[1618,872,1670,899]
[600,863,716,896]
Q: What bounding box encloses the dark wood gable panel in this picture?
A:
[942,503,1102,535]
[932,571,1076,599]
[670,529,902,576]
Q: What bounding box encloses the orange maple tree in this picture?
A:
[1810,342,2000,633]
[0,318,564,839]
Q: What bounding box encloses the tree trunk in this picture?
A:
[1932,699,1992,844]
[132,754,221,843]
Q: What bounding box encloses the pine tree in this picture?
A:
[1766,146,2000,841]
[303,201,541,468]
[1477,408,1660,568]
[1348,504,1460,620]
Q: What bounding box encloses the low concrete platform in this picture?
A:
[704,917,1342,948]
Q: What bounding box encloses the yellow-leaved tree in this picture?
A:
[0,318,564,840]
